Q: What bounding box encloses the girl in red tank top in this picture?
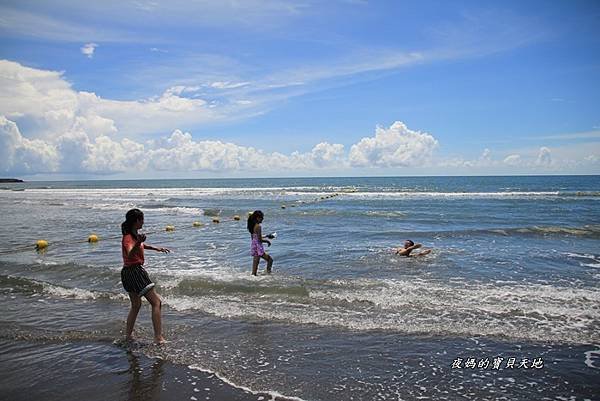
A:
[120,208,170,344]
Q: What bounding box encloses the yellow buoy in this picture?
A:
[35,239,48,250]
[87,234,99,243]
[212,218,220,223]
[165,225,175,232]
[233,215,240,221]
[193,221,203,227]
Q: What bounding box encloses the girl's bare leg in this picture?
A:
[252,256,260,276]
[262,253,273,273]
[126,292,142,340]
[144,289,165,344]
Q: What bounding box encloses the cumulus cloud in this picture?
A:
[83,136,147,173]
[147,130,263,171]
[146,132,346,172]
[500,147,553,168]
[0,115,349,175]
[438,145,598,173]
[0,116,59,173]
[0,60,77,128]
[309,142,345,167]
[536,146,552,166]
[0,66,435,176]
[0,56,318,175]
[348,121,438,167]
[3,60,595,177]
[81,43,98,58]
[0,60,219,138]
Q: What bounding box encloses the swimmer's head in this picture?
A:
[404,239,414,248]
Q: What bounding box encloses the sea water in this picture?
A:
[0,176,599,400]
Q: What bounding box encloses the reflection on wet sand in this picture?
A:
[124,351,165,401]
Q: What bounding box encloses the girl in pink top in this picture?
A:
[247,210,273,276]
[120,208,170,344]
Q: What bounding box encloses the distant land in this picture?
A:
[0,178,24,183]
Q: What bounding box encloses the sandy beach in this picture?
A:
[0,339,294,401]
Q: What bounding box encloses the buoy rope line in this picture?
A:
[0,192,343,255]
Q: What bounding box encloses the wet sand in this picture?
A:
[0,340,289,401]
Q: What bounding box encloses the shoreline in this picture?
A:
[0,338,299,401]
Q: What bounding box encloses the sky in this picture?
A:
[0,0,599,179]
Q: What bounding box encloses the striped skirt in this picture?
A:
[121,265,155,296]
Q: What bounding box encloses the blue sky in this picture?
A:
[0,0,599,178]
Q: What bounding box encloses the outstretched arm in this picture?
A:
[397,243,421,256]
[144,243,170,253]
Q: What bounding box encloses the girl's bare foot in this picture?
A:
[155,336,167,345]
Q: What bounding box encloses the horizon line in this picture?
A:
[4,173,599,182]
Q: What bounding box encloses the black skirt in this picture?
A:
[121,265,155,296]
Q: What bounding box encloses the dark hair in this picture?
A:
[122,208,144,236]
[247,210,264,234]
[405,239,414,247]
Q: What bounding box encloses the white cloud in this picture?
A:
[83,136,147,173]
[0,116,59,174]
[56,131,91,172]
[536,146,552,166]
[502,154,522,166]
[528,130,600,141]
[1,2,549,117]
[480,148,491,162]
[437,148,495,169]
[348,121,438,167]
[310,142,345,168]
[145,131,347,172]
[1,60,597,177]
[438,144,598,173]
[0,60,77,128]
[0,114,345,175]
[0,61,353,175]
[210,81,251,89]
[0,60,219,138]
[81,43,98,58]
[148,130,261,171]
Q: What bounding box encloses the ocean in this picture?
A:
[1,175,599,400]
